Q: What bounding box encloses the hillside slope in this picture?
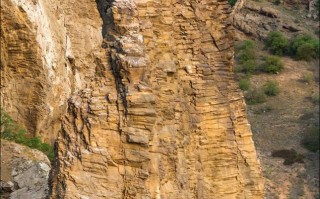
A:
[234,0,319,198]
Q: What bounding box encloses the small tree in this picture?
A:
[265,31,289,56]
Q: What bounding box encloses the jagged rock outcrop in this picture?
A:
[1,0,264,198]
[0,140,51,199]
[233,1,318,40]
[234,2,293,39]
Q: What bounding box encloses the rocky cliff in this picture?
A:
[1,0,264,198]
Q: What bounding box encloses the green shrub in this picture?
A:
[263,81,280,96]
[301,127,320,152]
[245,89,267,105]
[239,78,250,91]
[296,43,317,61]
[289,34,319,60]
[0,110,54,161]
[262,55,284,74]
[271,149,304,165]
[235,40,258,74]
[265,31,289,55]
[236,40,256,63]
[228,0,237,6]
[237,60,257,74]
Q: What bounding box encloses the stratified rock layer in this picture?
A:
[1,0,264,198]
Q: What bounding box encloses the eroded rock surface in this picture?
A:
[0,140,51,199]
[234,1,318,40]
[234,2,293,39]
[1,0,264,198]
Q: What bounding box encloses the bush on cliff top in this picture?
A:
[0,110,54,161]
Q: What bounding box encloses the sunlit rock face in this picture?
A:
[1,0,264,198]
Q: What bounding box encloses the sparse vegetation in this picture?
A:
[236,40,256,62]
[301,127,320,152]
[232,3,320,197]
[0,110,54,161]
[265,31,289,56]
[254,106,273,114]
[262,55,284,74]
[271,149,305,165]
[263,81,280,96]
[301,73,314,84]
[299,111,316,121]
[239,78,250,91]
[245,89,267,105]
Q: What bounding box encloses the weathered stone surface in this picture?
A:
[233,1,313,40]
[0,140,51,199]
[1,0,264,198]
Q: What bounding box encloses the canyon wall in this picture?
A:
[1,0,264,198]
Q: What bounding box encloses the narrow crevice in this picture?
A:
[96,0,128,117]
[110,57,129,117]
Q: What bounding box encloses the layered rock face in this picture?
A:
[1,0,264,198]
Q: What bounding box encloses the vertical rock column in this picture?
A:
[51,0,264,198]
